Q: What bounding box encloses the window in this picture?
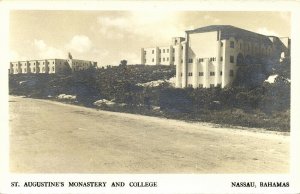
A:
[198,58,204,62]
[217,84,221,87]
[53,61,54,64]
[159,58,161,62]
[163,49,165,53]
[220,56,223,62]
[163,58,165,62]
[188,58,193,63]
[152,58,154,62]
[230,70,234,77]
[167,49,169,53]
[230,56,234,63]
[167,58,169,61]
[199,72,204,76]
[188,72,193,76]
[159,49,161,53]
[152,50,154,54]
[209,57,216,62]
[144,51,146,55]
[172,57,175,62]
[210,84,215,88]
[221,42,224,47]
[199,84,203,88]
[230,41,234,48]
[180,73,183,77]
[181,59,183,63]
[52,67,55,71]
[42,67,45,72]
[220,71,222,76]
[188,84,193,88]
[33,67,36,72]
[24,69,27,73]
[181,46,183,50]
[210,72,215,76]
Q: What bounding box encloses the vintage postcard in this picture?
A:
[0,0,299,193]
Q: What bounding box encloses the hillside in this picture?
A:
[9,65,175,105]
[9,60,290,131]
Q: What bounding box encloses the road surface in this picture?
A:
[9,96,289,173]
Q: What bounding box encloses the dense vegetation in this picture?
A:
[9,58,290,131]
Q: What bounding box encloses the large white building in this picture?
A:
[141,37,185,66]
[141,25,290,88]
[10,54,97,75]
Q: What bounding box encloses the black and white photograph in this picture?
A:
[0,1,299,194]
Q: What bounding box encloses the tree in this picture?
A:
[233,64,266,88]
[119,60,127,66]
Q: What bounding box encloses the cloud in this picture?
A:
[256,27,279,36]
[10,50,21,61]
[10,50,28,61]
[66,35,92,53]
[33,39,64,59]
[203,14,220,23]
[96,12,185,43]
[98,17,128,29]
[34,39,47,50]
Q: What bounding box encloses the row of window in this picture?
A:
[229,41,272,55]
[188,57,223,64]
[184,70,234,77]
[149,57,177,63]
[150,49,170,54]
[12,66,56,74]
[187,84,222,88]
[147,46,184,55]
[149,55,235,64]
[13,61,65,67]
[147,54,250,65]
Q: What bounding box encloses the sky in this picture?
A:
[9,11,290,67]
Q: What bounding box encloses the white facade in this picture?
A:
[28,60,38,74]
[67,58,97,72]
[141,25,290,88]
[10,62,21,74]
[141,37,185,66]
[10,57,97,75]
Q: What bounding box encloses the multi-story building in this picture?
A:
[141,37,185,66]
[10,54,97,75]
[141,25,290,88]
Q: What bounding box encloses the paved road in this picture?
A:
[9,96,289,173]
